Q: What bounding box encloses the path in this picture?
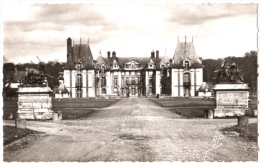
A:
[3,98,258,162]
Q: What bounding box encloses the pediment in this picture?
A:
[111,59,120,69]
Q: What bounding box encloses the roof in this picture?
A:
[160,54,171,65]
[64,43,94,69]
[95,56,163,70]
[197,82,210,92]
[54,83,69,93]
[172,42,202,66]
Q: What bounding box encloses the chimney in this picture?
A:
[107,51,110,58]
[67,37,72,58]
[156,50,159,69]
[112,51,116,58]
[151,50,155,58]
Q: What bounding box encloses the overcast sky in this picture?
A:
[1,1,258,64]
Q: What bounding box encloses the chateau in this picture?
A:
[63,37,203,98]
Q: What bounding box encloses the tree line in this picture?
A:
[3,61,65,89]
[203,51,257,95]
[3,51,257,94]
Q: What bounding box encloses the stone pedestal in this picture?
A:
[17,87,53,119]
[15,118,26,129]
[212,84,250,117]
[238,116,249,126]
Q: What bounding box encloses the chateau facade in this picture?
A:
[63,37,203,98]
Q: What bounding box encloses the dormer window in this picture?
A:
[101,66,105,73]
[185,61,189,70]
[76,64,81,71]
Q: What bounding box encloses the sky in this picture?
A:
[1,1,258,64]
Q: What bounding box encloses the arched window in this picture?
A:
[101,66,105,73]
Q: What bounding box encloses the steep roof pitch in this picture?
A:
[64,44,94,69]
[54,83,69,93]
[172,42,203,68]
[197,82,209,92]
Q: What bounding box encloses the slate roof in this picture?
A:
[172,42,203,68]
[160,54,170,65]
[64,44,94,69]
[54,83,69,93]
[96,56,163,70]
[197,82,215,92]
[197,82,209,92]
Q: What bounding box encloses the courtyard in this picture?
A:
[3,98,258,162]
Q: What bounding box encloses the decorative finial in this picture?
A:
[192,36,193,42]
[178,36,179,42]
[88,37,89,44]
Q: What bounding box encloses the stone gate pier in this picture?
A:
[17,87,53,119]
[212,83,250,117]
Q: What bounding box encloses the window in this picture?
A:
[184,73,190,83]
[76,74,82,88]
[161,65,165,75]
[76,89,82,98]
[76,64,81,72]
[101,66,105,73]
[101,77,106,87]
[126,77,130,85]
[102,88,106,94]
[114,78,118,86]
[185,61,189,70]
[148,78,153,87]
[131,87,135,95]
[137,77,140,85]
[131,77,135,85]
[122,77,124,85]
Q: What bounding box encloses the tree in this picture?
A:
[243,51,258,95]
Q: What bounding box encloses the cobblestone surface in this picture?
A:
[3,98,258,162]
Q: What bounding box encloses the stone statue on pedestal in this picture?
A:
[214,60,243,84]
[20,57,53,87]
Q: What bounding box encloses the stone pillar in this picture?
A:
[208,110,214,119]
[238,116,249,126]
[15,118,26,129]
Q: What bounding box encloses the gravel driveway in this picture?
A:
[3,98,258,162]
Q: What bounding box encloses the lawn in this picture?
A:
[222,123,258,142]
[149,97,257,118]
[3,98,120,120]
[150,97,216,118]
[3,125,42,146]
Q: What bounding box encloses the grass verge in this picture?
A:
[3,125,42,146]
[150,97,257,118]
[221,123,258,142]
[3,98,120,120]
